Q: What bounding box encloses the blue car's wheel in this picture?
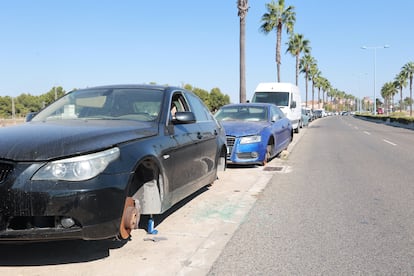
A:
[264,144,273,165]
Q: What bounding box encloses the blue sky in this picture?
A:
[1,1,413,104]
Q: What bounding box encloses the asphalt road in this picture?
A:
[208,115,414,275]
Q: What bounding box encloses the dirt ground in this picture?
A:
[0,118,24,127]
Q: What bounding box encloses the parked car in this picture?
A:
[313,109,323,118]
[301,108,310,127]
[214,103,292,166]
[0,84,227,242]
[303,108,314,122]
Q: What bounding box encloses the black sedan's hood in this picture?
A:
[0,120,158,161]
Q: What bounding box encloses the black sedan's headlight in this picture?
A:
[32,147,120,181]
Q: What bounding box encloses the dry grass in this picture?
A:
[0,118,24,127]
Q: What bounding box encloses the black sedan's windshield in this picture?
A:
[32,88,163,122]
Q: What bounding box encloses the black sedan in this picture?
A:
[0,84,227,242]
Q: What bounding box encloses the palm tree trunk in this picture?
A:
[295,54,299,86]
[410,76,413,116]
[238,0,248,103]
[305,71,308,108]
[239,14,246,103]
[318,88,321,109]
[312,81,315,110]
[276,24,282,82]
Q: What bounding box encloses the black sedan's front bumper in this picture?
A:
[0,161,130,242]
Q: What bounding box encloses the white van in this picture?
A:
[251,82,302,133]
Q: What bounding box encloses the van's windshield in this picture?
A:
[252,92,289,107]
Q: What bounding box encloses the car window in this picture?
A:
[32,88,163,122]
[185,92,212,122]
[253,92,289,107]
[170,92,190,120]
[215,106,267,122]
[271,105,285,120]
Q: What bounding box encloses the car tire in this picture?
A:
[263,143,274,165]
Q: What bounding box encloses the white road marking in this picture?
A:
[364,131,371,135]
[383,139,397,146]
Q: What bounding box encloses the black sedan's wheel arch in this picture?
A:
[118,157,165,240]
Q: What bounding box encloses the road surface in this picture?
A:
[208,115,414,275]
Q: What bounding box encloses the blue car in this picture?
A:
[215,103,293,165]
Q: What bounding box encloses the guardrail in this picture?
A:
[354,114,414,130]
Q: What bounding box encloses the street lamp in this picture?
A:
[361,45,390,115]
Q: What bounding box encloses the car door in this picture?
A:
[271,105,290,151]
[163,92,203,194]
[185,92,218,177]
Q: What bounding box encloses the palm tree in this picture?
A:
[336,90,346,111]
[394,72,408,112]
[308,63,320,110]
[286,33,311,86]
[314,75,323,109]
[401,61,414,116]
[260,0,296,82]
[381,81,398,115]
[328,88,338,112]
[238,0,249,103]
[321,78,331,107]
[299,54,316,108]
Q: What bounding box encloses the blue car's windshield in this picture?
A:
[32,88,163,122]
[215,106,267,122]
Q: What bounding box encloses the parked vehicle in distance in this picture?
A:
[0,84,227,242]
[304,108,315,122]
[314,109,323,118]
[251,82,302,133]
[301,108,310,127]
[214,103,292,166]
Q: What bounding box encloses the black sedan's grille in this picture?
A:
[226,136,235,158]
[0,163,14,183]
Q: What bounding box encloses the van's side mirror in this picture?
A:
[290,101,296,108]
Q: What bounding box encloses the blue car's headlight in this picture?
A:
[32,147,120,181]
[240,135,261,144]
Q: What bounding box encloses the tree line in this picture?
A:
[237,0,413,115]
[0,84,230,119]
[380,62,414,116]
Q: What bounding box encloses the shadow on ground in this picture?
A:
[0,239,127,266]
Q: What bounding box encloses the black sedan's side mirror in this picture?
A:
[172,111,196,124]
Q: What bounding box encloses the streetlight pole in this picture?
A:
[361,45,390,115]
